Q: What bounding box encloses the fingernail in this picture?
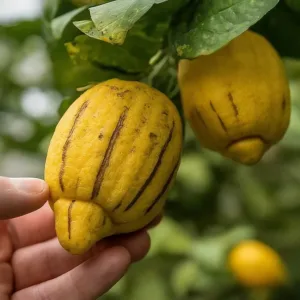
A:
[10,178,46,195]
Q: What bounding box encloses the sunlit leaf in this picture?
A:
[174,0,279,58]
[74,0,168,44]
[51,6,88,39]
[43,0,61,21]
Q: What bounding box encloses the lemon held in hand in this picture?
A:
[178,30,291,165]
[44,79,183,255]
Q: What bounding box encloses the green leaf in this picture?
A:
[58,97,74,117]
[51,6,88,40]
[171,260,206,297]
[72,20,103,40]
[65,35,148,74]
[190,226,256,273]
[74,0,168,44]
[148,217,192,256]
[66,5,170,75]
[126,270,171,300]
[174,0,279,58]
[235,167,280,222]
[57,0,182,89]
[72,0,107,6]
[43,0,61,21]
[285,0,300,12]
[50,40,138,91]
[0,20,42,42]
[252,1,300,58]
[176,153,212,193]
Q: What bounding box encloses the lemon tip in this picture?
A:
[225,137,268,165]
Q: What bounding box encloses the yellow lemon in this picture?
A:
[228,240,288,287]
[178,30,291,165]
[45,79,183,254]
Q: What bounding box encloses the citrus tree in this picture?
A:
[1,0,300,299]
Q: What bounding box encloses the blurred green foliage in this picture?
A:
[1,1,300,299]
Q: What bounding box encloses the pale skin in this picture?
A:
[0,176,161,300]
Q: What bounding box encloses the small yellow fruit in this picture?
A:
[178,30,291,165]
[228,240,288,287]
[45,79,183,254]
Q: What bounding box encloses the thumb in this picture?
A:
[0,176,49,220]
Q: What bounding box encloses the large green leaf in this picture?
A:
[65,31,158,74]
[65,0,183,75]
[51,6,88,39]
[74,0,168,44]
[51,42,138,92]
[43,0,61,21]
[174,0,279,58]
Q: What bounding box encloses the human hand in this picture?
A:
[0,177,158,300]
